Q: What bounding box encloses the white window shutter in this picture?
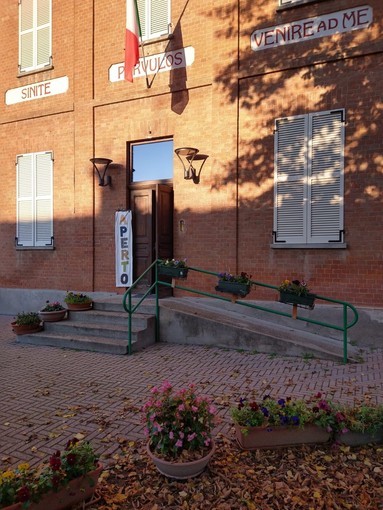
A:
[19,0,34,70]
[16,154,34,246]
[308,110,344,243]
[274,115,308,243]
[137,0,146,39]
[150,0,169,39]
[35,152,53,246]
[19,0,51,72]
[36,0,51,67]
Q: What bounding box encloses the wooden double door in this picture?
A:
[129,183,173,287]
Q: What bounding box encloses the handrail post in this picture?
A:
[128,290,132,355]
[155,262,160,342]
[343,303,347,364]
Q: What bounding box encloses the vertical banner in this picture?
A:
[115,211,133,287]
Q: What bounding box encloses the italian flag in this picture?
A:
[125,0,140,82]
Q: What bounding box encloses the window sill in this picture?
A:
[16,246,55,251]
[17,65,54,79]
[271,243,347,249]
[277,0,330,11]
[141,33,174,47]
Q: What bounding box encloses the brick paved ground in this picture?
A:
[1,314,383,470]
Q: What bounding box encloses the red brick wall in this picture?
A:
[0,0,382,307]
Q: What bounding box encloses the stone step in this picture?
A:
[16,298,157,355]
[42,318,153,340]
[66,309,153,328]
[16,332,138,355]
[92,297,156,315]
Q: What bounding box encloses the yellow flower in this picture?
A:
[1,470,16,480]
[18,463,30,471]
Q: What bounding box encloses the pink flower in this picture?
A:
[192,406,198,412]
[178,404,185,411]
[169,431,174,439]
[175,439,183,448]
[179,432,184,439]
[150,386,159,394]
[160,380,172,392]
[187,433,196,441]
[209,405,216,415]
[204,438,211,447]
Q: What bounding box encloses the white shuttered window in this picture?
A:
[19,0,52,73]
[136,0,170,41]
[274,110,345,245]
[16,152,53,248]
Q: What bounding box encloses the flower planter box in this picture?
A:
[2,463,102,510]
[147,441,215,479]
[158,266,188,279]
[11,322,43,335]
[279,291,316,309]
[215,280,250,297]
[336,428,383,446]
[234,423,330,450]
[39,309,67,322]
[65,301,93,311]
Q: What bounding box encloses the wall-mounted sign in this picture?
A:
[115,211,133,287]
[109,46,195,82]
[5,76,69,105]
[251,5,372,51]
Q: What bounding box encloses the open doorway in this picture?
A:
[128,138,174,287]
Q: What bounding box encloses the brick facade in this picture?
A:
[0,0,382,307]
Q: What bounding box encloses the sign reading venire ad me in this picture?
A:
[115,211,133,287]
[251,5,372,52]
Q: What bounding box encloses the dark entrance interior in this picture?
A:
[129,183,173,287]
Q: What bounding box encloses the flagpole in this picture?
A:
[134,0,151,89]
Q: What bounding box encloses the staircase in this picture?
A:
[16,297,156,355]
[16,295,364,362]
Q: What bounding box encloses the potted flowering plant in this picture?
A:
[278,279,315,309]
[39,301,67,322]
[64,292,93,311]
[231,395,332,449]
[0,437,101,510]
[215,271,253,297]
[11,312,43,336]
[143,381,217,479]
[158,258,188,279]
[334,401,383,446]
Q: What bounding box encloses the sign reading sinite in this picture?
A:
[251,5,372,51]
[5,77,69,105]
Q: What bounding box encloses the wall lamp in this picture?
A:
[175,147,208,184]
[90,158,113,186]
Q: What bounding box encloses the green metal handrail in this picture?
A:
[123,260,359,362]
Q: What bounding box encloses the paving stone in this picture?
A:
[1,314,382,469]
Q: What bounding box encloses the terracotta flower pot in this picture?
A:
[39,309,67,322]
[1,463,103,510]
[65,301,93,311]
[234,423,330,450]
[11,322,43,335]
[146,441,215,479]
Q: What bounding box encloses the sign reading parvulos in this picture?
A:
[251,5,372,52]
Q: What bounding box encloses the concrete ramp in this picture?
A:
[159,298,362,362]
